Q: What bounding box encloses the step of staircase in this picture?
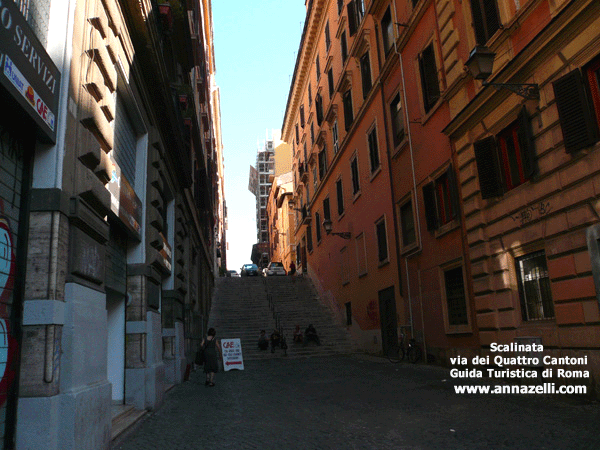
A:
[208,276,354,360]
[110,404,147,442]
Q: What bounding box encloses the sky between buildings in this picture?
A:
[212,1,306,272]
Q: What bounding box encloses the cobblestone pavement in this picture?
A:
[115,354,600,450]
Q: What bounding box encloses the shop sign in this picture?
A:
[0,0,61,143]
[221,338,244,371]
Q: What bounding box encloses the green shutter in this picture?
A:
[474,137,503,199]
[517,106,537,179]
[553,69,599,153]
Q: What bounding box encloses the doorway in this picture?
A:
[106,292,125,402]
[378,286,398,357]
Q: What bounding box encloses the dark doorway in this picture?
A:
[378,286,398,356]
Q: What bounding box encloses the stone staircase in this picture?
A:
[208,276,354,360]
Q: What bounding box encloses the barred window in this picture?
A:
[516,251,554,321]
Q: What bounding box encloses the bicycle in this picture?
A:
[387,327,422,364]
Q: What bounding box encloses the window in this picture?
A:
[345,302,352,325]
[338,0,344,15]
[360,52,372,98]
[310,122,315,146]
[315,212,322,242]
[376,218,388,263]
[516,250,554,321]
[423,166,459,231]
[328,68,335,99]
[332,121,339,154]
[350,155,360,195]
[367,127,380,173]
[343,89,353,131]
[316,93,324,126]
[552,64,600,153]
[325,22,331,52]
[419,43,440,113]
[316,55,321,81]
[381,7,394,55]
[323,197,331,222]
[114,93,139,187]
[470,0,501,45]
[318,145,328,180]
[356,0,365,23]
[307,226,313,252]
[341,31,348,64]
[348,1,358,36]
[336,179,344,216]
[390,93,405,146]
[308,83,312,106]
[356,232,367,276]
[340,246,349,285]
[300,104,305,127]
[473,107,536,199]
[295,124,299,144]
[399,200,416,247]
[312,167,318,191]
[444,266,468,326]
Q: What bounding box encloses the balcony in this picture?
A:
[301,205,311,225]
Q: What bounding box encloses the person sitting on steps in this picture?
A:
[293,324,303,344]
[258,329,269,350]
[270,328,282,353]
[303,324,321,346]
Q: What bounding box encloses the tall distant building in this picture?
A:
[250,130,281,243]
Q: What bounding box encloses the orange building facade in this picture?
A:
[282,0,600,393]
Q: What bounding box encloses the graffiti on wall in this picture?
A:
[511,201,552,226]
[0,204,18,408]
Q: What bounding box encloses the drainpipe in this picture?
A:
[374,24,405,337]
[393,30,425,356]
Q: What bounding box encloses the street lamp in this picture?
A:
[465,45,539,100]
[322,219,351,240]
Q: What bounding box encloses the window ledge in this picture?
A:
[352,191,362,203]
[358,271,368,279]
[434,218,460,238]
[400,243,421,256]
[369,166,382,182]
[378,259,390,269]
[445,326,473,335]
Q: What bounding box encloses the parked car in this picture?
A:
[240,263,259,276]
[264,261,287,276]
[227,270,239,277]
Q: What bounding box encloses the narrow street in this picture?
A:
[115,355,600,449]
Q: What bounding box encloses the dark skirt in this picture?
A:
[203,338,219,373]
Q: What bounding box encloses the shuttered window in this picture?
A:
[114,94,137,187]
[423,166,460,231]
[318,145,328,180]
[474,108,537,199]
[400,200,416,247]
[325,22,331,52]
[328,69,335,99]
[381,7,394,56]
[347,0,358,36]
[315,212,321,242]
[300,104,305,128]
[341,32,348,64]
[390,93,405,146]
[470,0,501,45]
[418,44,440,113]
[553,69,599,153]
[323,198,331,222]
[350,156,360,195]
[444,267,468,326]
[376,218,388,263]
[360,52,372,98]
[336,179,344,216]
[368,127,380,173]
[343,90,353,131]
[316,94,324,126]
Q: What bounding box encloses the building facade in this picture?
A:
[0,0,222,448]
[282,0,403,352]
[251,131,279,245]
[282,0,600,393]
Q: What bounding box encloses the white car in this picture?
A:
[264,262,287,276]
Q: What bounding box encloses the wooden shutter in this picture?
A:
[422,182,438,231]
[347,1,358,36]
[316,94,323,126]
[474,137,503,199]
[553,69,599,153]
[470,0,487,45]
[446,165,460,220]
[516,106,537,179]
